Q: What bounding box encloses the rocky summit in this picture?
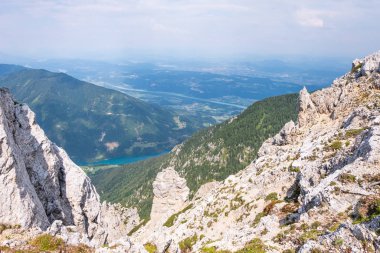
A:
[0,51,380,253]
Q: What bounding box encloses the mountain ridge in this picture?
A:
[126,50,380,252]
[0,66,198,162]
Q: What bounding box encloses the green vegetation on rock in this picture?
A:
[265,192,278,201]
[235,238,267,253]
[345,128,366,138]
[127,219,149,236]
[201,246,232,253]
[144,243,158,253]
[29,234,64,252]
[179,234,198,252]
[164,204,194,227]
[329,140,343,151]
[353,197,380,224]
[169,93,299,197]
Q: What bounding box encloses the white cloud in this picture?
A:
[296,9,325,28]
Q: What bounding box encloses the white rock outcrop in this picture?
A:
[361,51,380,76]
[0,88,139,249]
[150,167,189,227]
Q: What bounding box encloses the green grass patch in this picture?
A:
[265,192,278,201]
[163,204,193,227]
[200,246,232,253]
[288,166,300,173]
[144,243,157,253]
[299,229,324,243]
[235,238,266,253]
[339,173,356,184]
[329,141,343,151]
[179,234,198,252]
[128,219,149,236]
[333,237,344,247]
[252,212,266,227]
[29,234,64,252]
[353,198,380,224]
[345,128,365,138]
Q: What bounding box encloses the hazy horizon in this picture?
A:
[0,0,379,61]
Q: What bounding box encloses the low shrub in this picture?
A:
[333,237,344,247]
[164,204,193,227]
[329,141,342,151]
[345,128,365,138]
[281,202,299,214]
[252,212,266,227]
[235,238,266,253]
[200,246,232,253]
[353,196,380,224]
[144,243,157,253]
[299,229,324,243]
[179,234,198,253]
[288,166,300,173]
[339,173,356,183]
[263,200,281,215]
[265,192,278,201]
[29,234,64,252]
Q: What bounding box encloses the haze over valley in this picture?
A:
[4,57,349,127]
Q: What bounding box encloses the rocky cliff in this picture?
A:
[0,88,140,251]
[129,51,380,252]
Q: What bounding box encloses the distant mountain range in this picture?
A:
[23,58,339,127]
[0,64,198,162]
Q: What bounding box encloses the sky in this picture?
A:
[0,0,379,61]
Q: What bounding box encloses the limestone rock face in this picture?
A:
[360,50,380,75]
[150,167,190,226]
[298,87,316,127]
[272,120,297,145]
[351,51,380,76]
[299,217,380,253]
[129,51,380,252]
[0,88,97,231]
[0,88,139,249]
[99,203,140,243]
[129,167,190,251]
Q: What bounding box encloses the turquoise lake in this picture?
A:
[78,151,170,166]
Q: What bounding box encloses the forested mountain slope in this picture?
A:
[0,66,197,162]
[89,93,299,219]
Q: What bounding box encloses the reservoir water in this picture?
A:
[78,150,170,167]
